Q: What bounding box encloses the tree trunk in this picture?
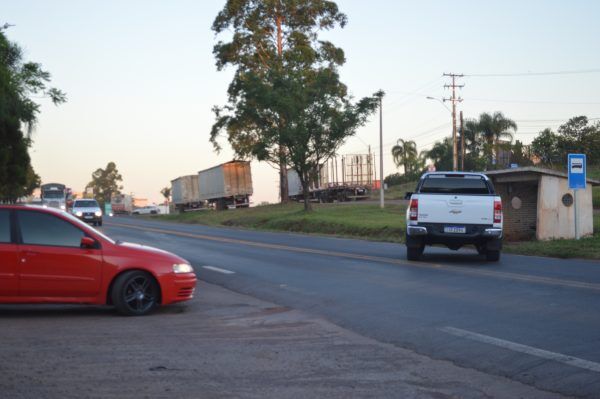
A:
[299,171,312,212]
[275,14,289,203]
[279,150,289,202]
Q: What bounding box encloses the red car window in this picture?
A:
[0,210,10,243]
[18,211,84,247]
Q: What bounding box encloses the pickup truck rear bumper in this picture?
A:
[406,223,502,250]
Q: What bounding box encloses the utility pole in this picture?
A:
[379,94,384,209]
[461,111,465,171]
[443,73,464,171]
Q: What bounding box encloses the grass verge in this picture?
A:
[150,203,407,243]
[374,182,417,200]
[504,213,600,259]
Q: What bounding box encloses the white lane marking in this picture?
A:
[441,326,600,373]
[202,265,235,275]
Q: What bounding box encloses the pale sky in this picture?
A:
[3,0,600,203]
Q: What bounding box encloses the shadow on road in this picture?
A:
[0,303,191,318]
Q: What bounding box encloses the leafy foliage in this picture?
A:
[391,139,420,175]
[160,187,171,202]
[530,117,600,168]
[0,31,65,202]
[86,162,123,207]
[211,0,376,210]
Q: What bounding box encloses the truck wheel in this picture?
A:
[407,246,423,261]
[486,250,500,262]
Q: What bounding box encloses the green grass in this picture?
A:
[150,203,407,243]
[504,213,600,259]
[374,181,417,200]
[589,167,600,209]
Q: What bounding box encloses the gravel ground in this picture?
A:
[0,281,566,399]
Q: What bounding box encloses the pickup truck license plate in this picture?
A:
[444,226,466,234]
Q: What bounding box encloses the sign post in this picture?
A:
[567,154,586,240]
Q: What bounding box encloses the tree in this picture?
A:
[476,112,517,168]
[87,162,123,207]
[281,73,380,210]
[556,116,600,165]
[160,187,171,210]
[0,30,65,202]
[531,128,561,167]
[211,0,348,203]
[425,137,453,171]
[160,187,171,202]
[510,140,533,167]
[391,139,418,176]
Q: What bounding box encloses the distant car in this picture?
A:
[0,205,197,316]
[71,199,103,226]
[132,206,160,215]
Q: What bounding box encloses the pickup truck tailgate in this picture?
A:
[418,194,495,225]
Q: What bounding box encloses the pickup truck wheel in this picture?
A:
[486,250,500,262]
[407,246,423,261]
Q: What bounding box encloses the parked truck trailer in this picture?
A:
[171,175,202,213]
[111,194,133,215]
[287,154,373,203]
[198,161,252,210]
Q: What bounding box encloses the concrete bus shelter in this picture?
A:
[484,167,599,241]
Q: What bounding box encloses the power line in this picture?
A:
[464,68,600,77]
[469,97,600,105]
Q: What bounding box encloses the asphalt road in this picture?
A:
[102,216,600,398]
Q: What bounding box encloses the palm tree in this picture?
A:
[425,137,453,171]
[160,187,171,212]
[476,112,517,167]
[391,139,418,175]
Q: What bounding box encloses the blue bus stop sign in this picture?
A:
[568,154,586,190]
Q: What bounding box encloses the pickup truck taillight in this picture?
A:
[409,198,418,221]
[493,200,502,223]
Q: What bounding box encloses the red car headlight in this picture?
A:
[172,264,194,274]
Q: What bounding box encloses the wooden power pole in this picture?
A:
[443,73,464,171]
[460,110,465,171]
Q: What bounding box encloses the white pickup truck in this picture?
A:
[405,172,503,262]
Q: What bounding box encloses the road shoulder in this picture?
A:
[1,281,565,398]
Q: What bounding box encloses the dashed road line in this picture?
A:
[441,326,600,373]
[107,222,600,292]
[202,266,236,275]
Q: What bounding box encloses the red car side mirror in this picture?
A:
[80,236,96,249]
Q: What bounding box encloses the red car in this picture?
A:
[0,205,197,316]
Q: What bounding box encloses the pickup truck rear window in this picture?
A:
[419,176,491,194]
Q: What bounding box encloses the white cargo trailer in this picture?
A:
[198,161,253,210]
[171,175,202,212]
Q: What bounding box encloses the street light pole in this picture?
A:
[379,94,384,209]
